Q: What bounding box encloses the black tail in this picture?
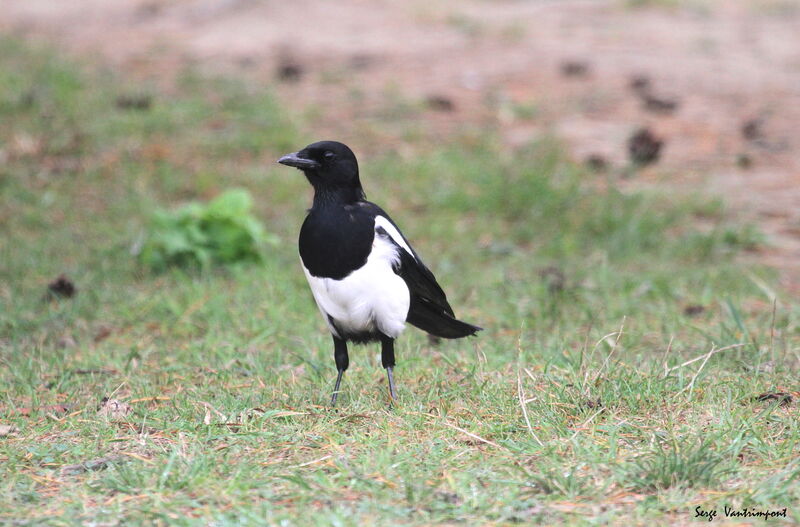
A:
[407,297,482,339]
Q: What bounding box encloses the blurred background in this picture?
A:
[3,0,799,288]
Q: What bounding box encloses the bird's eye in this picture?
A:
[324,151,336,160]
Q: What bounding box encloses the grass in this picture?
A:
[1,37,799,525]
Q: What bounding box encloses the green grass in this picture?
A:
[1,37,799,525]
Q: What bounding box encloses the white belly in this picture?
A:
[302,235,410,339]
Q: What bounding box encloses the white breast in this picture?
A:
[302,230,410,339]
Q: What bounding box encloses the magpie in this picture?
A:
[278,141,481,404]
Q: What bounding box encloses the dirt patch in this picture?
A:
[2,0,799,291]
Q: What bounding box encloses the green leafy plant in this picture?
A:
[137,189,274,271]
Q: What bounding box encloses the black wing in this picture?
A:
[362,202,481,339]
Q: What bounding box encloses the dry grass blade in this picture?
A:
[198,401,227,422]
[664,343,744,376]
[443,422,502,449]
[517,369,544,446]
[424,415,504,450]
[293,455,333,468]
[661,336,675,377]
[673,344,745,400]
[568,407,605,442]
[588,317,626,387]
[582,330,618,389]
[676,346,715,399]
[515,328,544,447]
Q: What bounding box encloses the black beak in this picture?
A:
[277,152,320,170]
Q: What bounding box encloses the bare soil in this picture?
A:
[3,0,799,292]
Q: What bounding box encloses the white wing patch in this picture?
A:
[302,222,411,339]
[374,215,415,260]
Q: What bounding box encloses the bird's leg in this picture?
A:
[331,335,349,406]
[380,335,397,402]
[386,367,396,401]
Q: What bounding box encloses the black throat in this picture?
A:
[299,186,374,280]
[310,184,366,209]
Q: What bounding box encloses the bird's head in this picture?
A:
[278,141,364,201]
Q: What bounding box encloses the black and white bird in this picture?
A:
[278,141,481,404]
